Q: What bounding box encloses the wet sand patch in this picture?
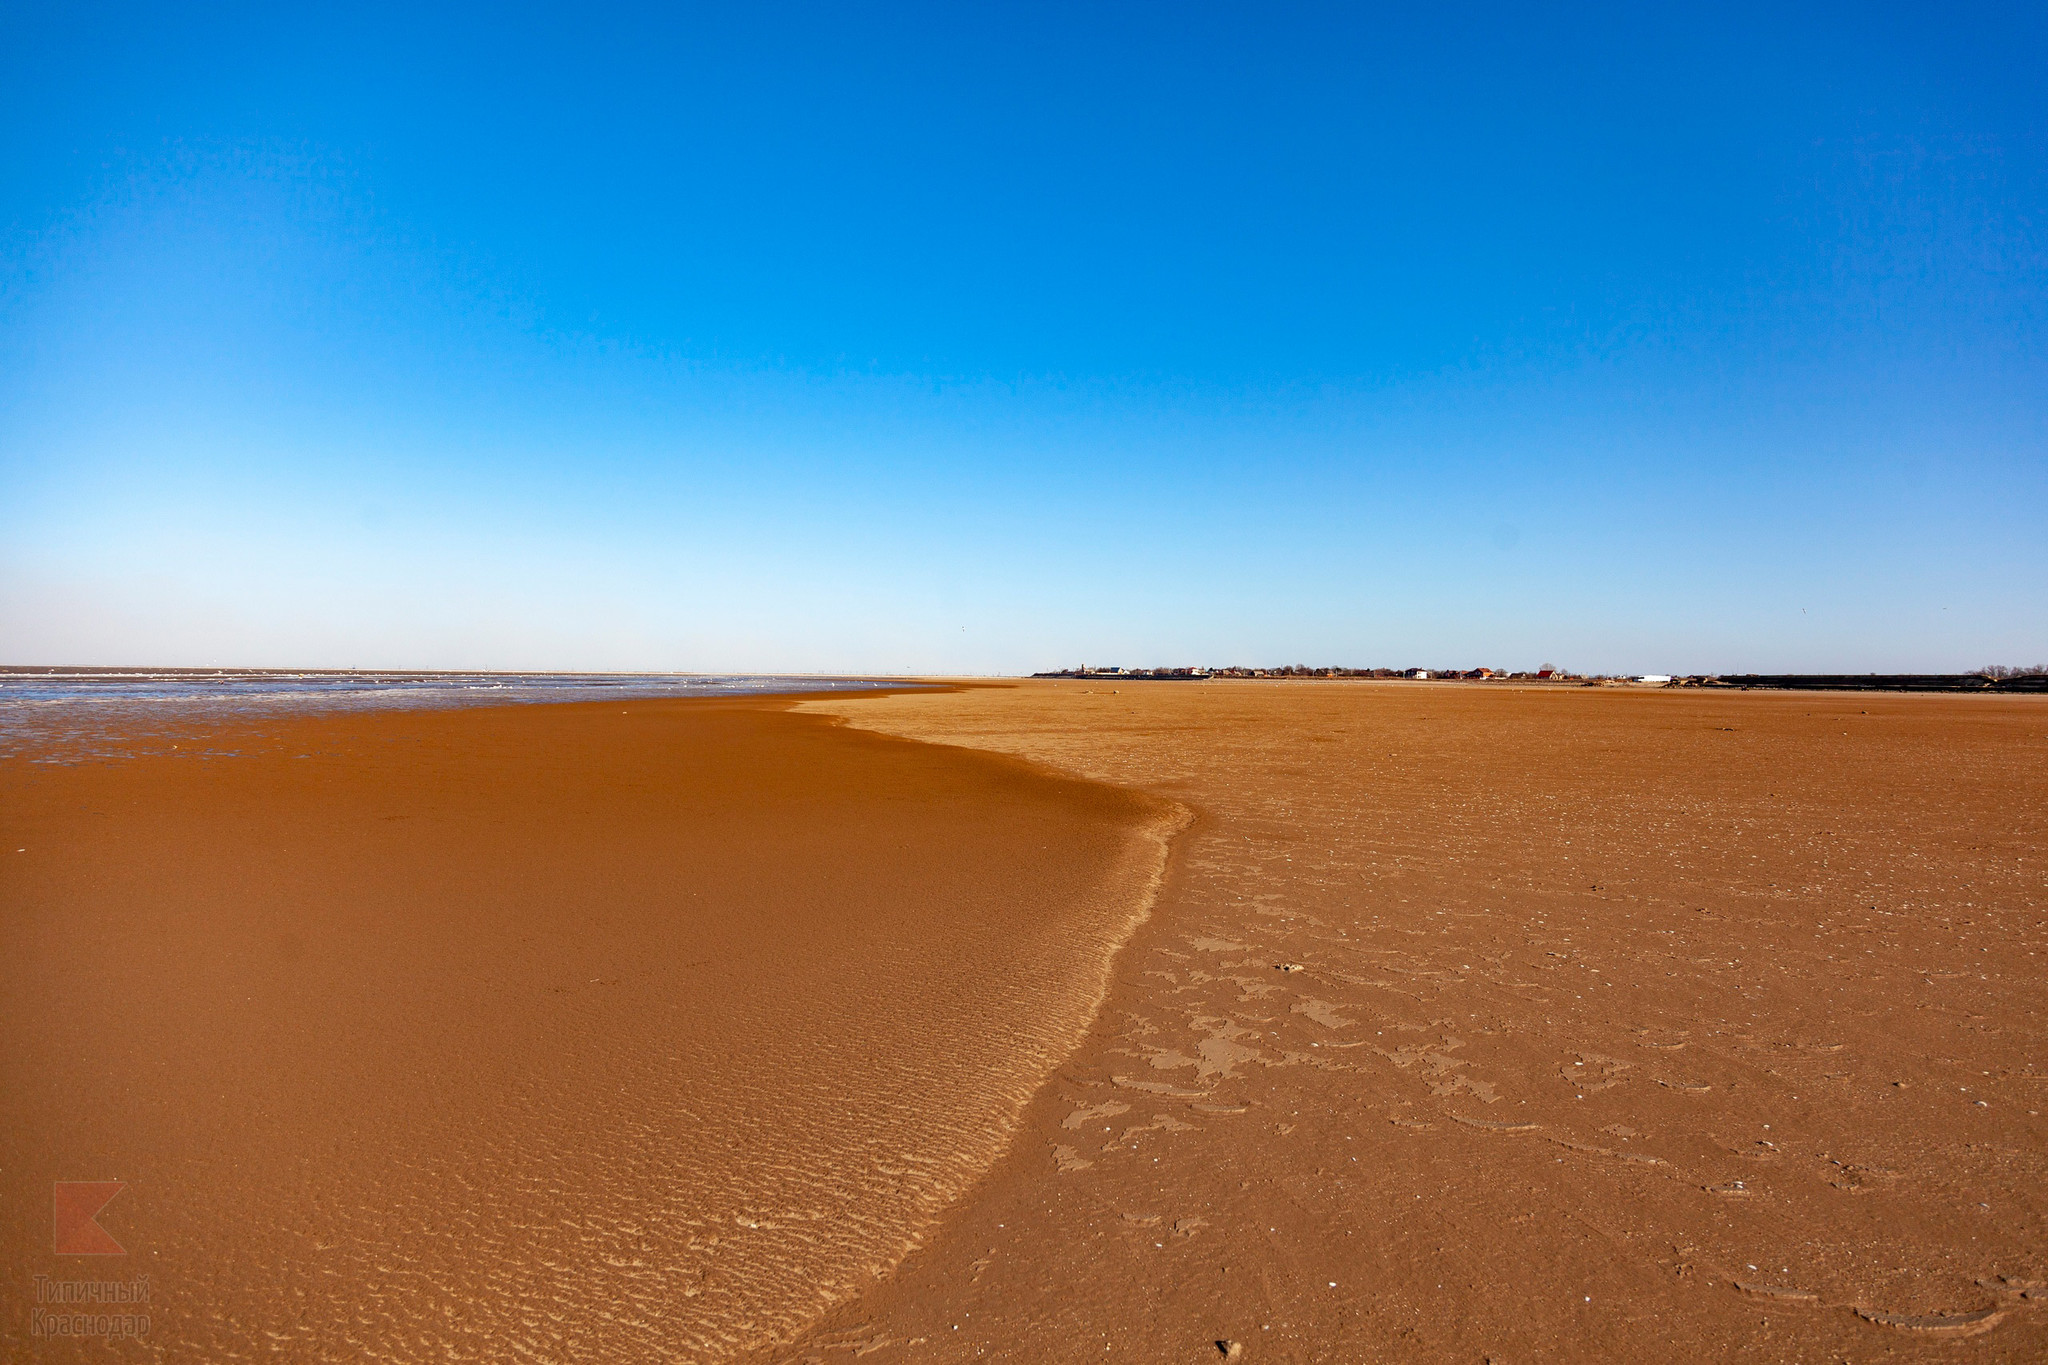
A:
[0,694,1179,1359]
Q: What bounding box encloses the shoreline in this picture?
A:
[1,692,1181,1359]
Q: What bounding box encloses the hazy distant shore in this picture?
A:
[1031,666,2048,693]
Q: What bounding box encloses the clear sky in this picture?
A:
[3,3,2042,674]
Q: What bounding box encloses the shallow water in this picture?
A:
[0,670,894,762]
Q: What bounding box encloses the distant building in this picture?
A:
[1408,669,1430,679]
[1636,674,1672,684]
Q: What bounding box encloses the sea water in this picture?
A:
[0,669,898,762]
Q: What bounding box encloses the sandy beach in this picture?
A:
[776,679,2048,1362]
[4,679,2043,1361]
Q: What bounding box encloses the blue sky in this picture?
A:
[3,3,2042,673]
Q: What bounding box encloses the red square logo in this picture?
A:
[53,1182,127,1255]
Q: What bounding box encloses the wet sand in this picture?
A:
[0,694,1180,1359]
[779,680,2048,1362]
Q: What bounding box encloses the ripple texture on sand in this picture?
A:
[0,699,1181,1361]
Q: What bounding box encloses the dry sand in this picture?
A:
[774,679,2048,1363]
[0,694,1178,1360]
[5,678,2043,1362]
